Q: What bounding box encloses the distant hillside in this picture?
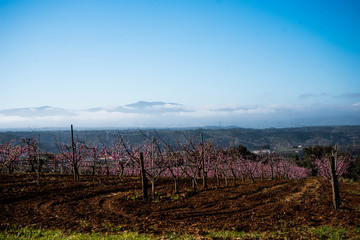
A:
[1,125,360,155]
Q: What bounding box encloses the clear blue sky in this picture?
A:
[1,0,360,110]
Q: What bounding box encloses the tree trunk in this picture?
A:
[30,160,35,173]
[71,125,77,182]
[192,177,197,190]
[151,179,156,200]
[105,157,110,175]
[119,165,124,177]
[92,149,96,176]
[139,152,148,201]
[92,163,96,175]
[216,173,220,187]
[250,175,255,183]
[73,164,79,181]
[174,178,179,194]
[60,159,64,174]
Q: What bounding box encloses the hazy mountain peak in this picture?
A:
[125,101,181,109]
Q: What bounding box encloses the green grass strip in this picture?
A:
[0,226,155,240]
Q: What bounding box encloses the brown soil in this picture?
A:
[1,174,360,238]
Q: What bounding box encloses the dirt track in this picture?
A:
[1,174,360,238]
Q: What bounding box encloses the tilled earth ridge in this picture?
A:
[0,174,360,238]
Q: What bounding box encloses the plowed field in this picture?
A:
[1,174,360,239]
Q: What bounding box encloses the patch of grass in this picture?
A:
[79,220,90,228]
[354,227,360,235]
[310,226,346,240]
[272,219,297,232]
[347,190,360,196]
[3,225,359,240]
[158,192,186,202]
[102,223,126,232]
[163,231,196,240]
[0,227,65,240]
[207,230,264,239]
[0,226,156,240]
[170,194,179,201]
[127,191,141,201]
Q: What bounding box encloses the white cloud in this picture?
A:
[0,103,359,129]
[147,103,184,110]
[0,115,28,123]
[122,106,136,111]
[75,110,139,120]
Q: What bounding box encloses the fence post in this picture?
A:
[201,133,207,189]
[71,124,77,182]
[37,134,41,185]
[329,146,340,209]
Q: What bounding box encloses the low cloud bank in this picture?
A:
[0,102,359,129]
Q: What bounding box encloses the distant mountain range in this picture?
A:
[1,126,360,155]
[0,101,359,130]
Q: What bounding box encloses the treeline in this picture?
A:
[1,125,360,154]
[0,129,308,177]
[1,128,357,186]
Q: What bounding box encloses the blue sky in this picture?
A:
[0,0,359,128]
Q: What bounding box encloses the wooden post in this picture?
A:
[151,138,156,199]
[37,134,41,185]
[71,124,77,182]
[330,146,340,210]
[139,152,148,201]
[201,133,207,189]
